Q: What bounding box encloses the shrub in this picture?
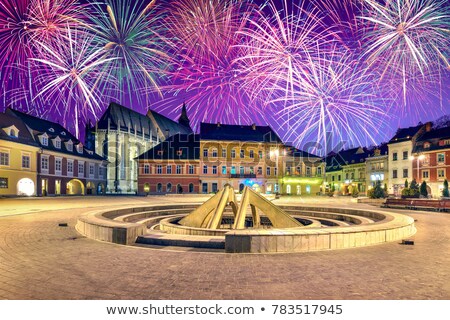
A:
[420,181,428,198]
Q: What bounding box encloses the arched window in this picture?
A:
[166,183,172,193]
[177,184,183,194]
[157,183,162,193]
[189,183,194,193]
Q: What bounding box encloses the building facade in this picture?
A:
[1,108,107,196]
[0,112,40,196]
[136,133,200,194]
[281,147,324,195]
[86,102,192,194]
[365,144,389,192]
[388,124,427,196]
[412,126,450,197]
[199,123,283,194]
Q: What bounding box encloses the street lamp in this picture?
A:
[410,154,425,181]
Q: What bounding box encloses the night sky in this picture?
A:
[0,0,448,153]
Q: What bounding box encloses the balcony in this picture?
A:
[229,174,257,179]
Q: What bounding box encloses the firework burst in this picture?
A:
[360,0,450,110]
[87,0,168,103]
[31,27,117,138]
[276,47,389,153]
[158,0,260,127]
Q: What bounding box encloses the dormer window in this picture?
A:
[66,140,73,152]
[3,125,20,138]
[53,137,61,149]
[424,142,431,149]
[49,128,55,133]
[157,150,163,156]
[77,144,83,154]
[61,131,66,136]
[40,133,49,146]
[177,150,182,156]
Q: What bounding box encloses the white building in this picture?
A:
[387,123,428,196]
[85,102,192,193]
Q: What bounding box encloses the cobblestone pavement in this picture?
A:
[0,196,449,300]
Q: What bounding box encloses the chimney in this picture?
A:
[425,122,432,132]
[252,123,256,130]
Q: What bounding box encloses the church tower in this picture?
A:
[178,102,191,130]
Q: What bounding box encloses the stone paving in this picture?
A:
[0,196,449,300]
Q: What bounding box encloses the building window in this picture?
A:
[42,136,48,146]
[258,150,263,159]
[212,148,218,157]
[203,148,208,157]
[403,169,408,178]
[0,151,9,166]
[351,172,354,179]
[402,151,408,160]
[157,165,162,174]
[296,166,301,175]
[221,166,227,174]
[438,169,445,179]
[424,142,431,149]
[393,169,398,179]
[266,166,271,176]
[55,158,62,173]
[274,167,278,176]
[249,150,254,158]
[157,183,162,192]
[212,166,217,175]
[422,171,429,179]
[0,177,8,188]
[317,167,322,175]
[176,165,182,174]
[222,148,226,158]
[78,163,84,175]
[67,141,73,152]
[257,167,262,175]
[249,166,254,174]
[345,173,349,180]
[286,167,291,175]
[89,164,95,176]
[437,153,445,163]
[203,165,208,174]
[144,164,150,174]
[55,140,61,149]
[22,155,30,169]
[176,150,182,156]
[231,166,236,174]
[212,183,218,193]
[332,176,335,181]
[306,167,311,176]
[360,172,364,179]
[189,183,194,193]
[338,175,341,181]
[67,161,73,174]
[231,149,236,158]
[240,149,244,158]
[188,165,194,174]
[167,165,172,174]
[166,183,172,193]
[41,157,49,170]
[393,152,398,161]
[240,166,244,174]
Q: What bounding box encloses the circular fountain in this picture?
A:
[76,186,416,253]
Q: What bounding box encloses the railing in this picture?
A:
[229,174,257,179]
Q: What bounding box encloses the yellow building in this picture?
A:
[0,113,39,196]
[199,123,283,194]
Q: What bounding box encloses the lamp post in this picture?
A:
[410,154,425,181]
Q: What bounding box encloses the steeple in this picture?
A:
[178,102,191,129]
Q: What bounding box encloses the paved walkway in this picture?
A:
[0,196,449,299]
